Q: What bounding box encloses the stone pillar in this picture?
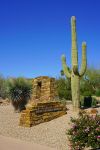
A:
[31,76,57,103]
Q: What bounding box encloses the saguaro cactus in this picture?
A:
[61,16,87,110]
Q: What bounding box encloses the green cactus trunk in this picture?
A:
[71,73,80,109]
[61,16,87,110]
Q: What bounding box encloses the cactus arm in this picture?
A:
[79,42,87,76]
[61,55,71,78]
[71,16,78,67]
[72,65,79,76]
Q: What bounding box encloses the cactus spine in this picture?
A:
[61,16,87,110]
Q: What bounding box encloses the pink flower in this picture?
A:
[72,123,77,129]
[96,128,100,131]
[75,145,80,150]
[84,127,90,133]
[91,115,96,120]
[96,135,100,139]
[73,131,77,135]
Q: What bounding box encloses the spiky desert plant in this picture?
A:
[7,77,32,112]
[61,16,87,110]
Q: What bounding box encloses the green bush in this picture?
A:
[80,79,95,97]
[80,68,100,97]
[92,97,97,107]
[0,75,8,99]
[55,77,71,101]
[7,77,33,112]
[67,111,100,150]
[95,89,100,97]
[59,68,100,101]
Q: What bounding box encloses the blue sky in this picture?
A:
[0,0,100,78]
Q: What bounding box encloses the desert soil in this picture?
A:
[0,103,99,150]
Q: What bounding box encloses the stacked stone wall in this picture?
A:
[19,101,67,127]
[31,76,57,103]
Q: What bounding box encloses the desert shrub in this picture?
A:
[95,89,100,97]
[80,68,100,97]
[91,97,97,107]
[67,111,100,150]
[85,68,100,91]
[59,68,100,100]
[80,79,94,97]
[55,77,71,101]
[7,77,33,112]
[0,75,8,99]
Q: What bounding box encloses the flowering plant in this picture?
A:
[67,111,100,150]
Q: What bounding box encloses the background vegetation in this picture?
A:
[55,68,100,101]
[0,68,100,103]
[55,77,71,100]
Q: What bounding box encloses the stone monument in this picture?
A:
[31,76,57,103]
[19,76,67,127]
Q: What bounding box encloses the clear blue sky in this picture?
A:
[0,0,100,78]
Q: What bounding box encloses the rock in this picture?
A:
[0,98,10,106]
[19,101,67,127]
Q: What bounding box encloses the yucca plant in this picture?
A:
[7,77,33,112]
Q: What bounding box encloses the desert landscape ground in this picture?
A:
[0,101,100,150]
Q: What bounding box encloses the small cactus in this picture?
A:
[61,16,87,110]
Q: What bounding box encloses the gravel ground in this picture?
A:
[0,104,99,150]
[0,104,76,150]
